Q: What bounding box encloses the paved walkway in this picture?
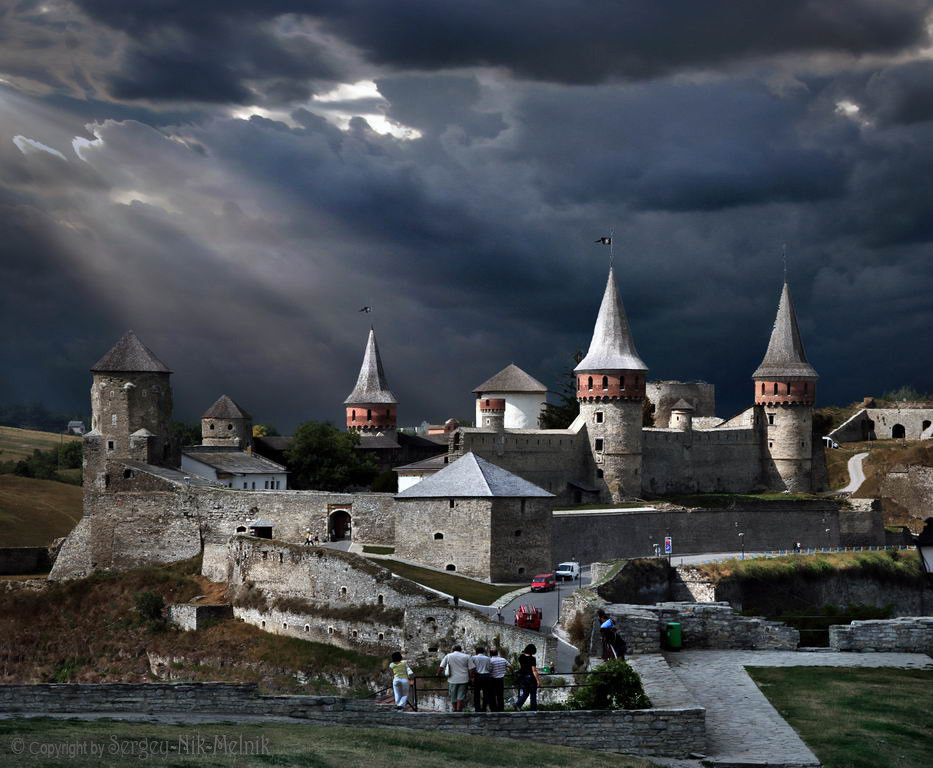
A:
[665,649,933,767]
[839,451,869,493]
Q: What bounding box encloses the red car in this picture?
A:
[530,573,556,592]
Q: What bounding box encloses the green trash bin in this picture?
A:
[665,621,682,651]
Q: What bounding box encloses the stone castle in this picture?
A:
[50,266,844,585]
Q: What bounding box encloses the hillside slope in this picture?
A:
[0,425,80,463]
[0,475,83,547]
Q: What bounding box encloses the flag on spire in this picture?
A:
[359,306,372,313]
[595,237,612,245]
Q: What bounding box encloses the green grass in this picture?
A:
[372,559,520,605]
[0,425,80,463]
[0,474,83,547]
[0,718,658,768]
[748,666,933,768]
[653,492,822,508]
[693,549,923,585]
[362,545,395,554]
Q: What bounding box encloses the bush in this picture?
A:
[567,610,591,647]
[567,659,651,710]
[134,591,165,623]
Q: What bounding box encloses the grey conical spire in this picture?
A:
[344,328,398,404]
[91,330,171,373]
[575,268,648,373]
[752,281,818,380]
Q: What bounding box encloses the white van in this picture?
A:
[555,561,580,581]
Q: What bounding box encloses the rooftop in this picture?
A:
[752,281,819,380]
[344,328,397,405]
[202,394,251,420]
[472,363,547,393]
[395,451,553,498]
[183,448,287,475]
[91,330,171,374]
[575,268,648,373]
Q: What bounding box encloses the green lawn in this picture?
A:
[748,666,933,768]
[656,492,822,508]
[362,545,395,554]
[0,718,658,768]
[552,502,652,511]
[372,559,520,605]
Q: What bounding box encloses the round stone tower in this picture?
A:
[344,328,398,440]
[752,280,819,492]
[86,331,177,486]
[478,398,506,430]
[201,394,253,450]
[576,268,649,501]
[670,399,694,432]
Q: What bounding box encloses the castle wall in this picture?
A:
[489,498,553,582]
[551,501,857,563]
[455,427,587,500]
[51,463,396,580]
[221,537,431,610]
[879,465,933,532]
[642,427,763,495]
[646,381,716,427]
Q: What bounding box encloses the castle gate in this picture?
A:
[328,507,352,541]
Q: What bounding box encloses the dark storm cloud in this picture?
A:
[864,60,933,127]
[42,0,930,104]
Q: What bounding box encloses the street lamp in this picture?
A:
[738,532,745,560]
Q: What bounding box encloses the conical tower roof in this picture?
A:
[202,394,251,420]
[473,363,547,394]
[575,268,648,373]
[752,281,818,380]
[344,328,397,405]
[91,330,171,373]
[395,452,553,498]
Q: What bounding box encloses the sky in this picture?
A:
[2,0,933,431]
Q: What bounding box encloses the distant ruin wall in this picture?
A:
[646,381,716,428]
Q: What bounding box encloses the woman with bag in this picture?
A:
[389,651,414,711]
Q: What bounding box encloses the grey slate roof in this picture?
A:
[671,398,694,411]
[396,451,553,498]
[202,394,251,420]
[183,448,287,475]
[91,330,171,373]
[394,454,449,472]
[752,281,819,380]
[344,328,397,405]
[575,268,648,373]
[472,363,547,394]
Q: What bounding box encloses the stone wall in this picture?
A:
[829,617,933,652]
[168,603,233,631]
[646,381,716,428]
[403,604,558,663]
[642,426,763,495]
[552,501,866,563]
[880,465,933,533]
[830,407,933,442]
[0,682,704,758]
[593,602,799,655]
[51,461,396,580]
[0,547,51,575]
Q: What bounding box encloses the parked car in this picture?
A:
[530,573,556,592]
[555,561,580,581]
[822,436,839,449]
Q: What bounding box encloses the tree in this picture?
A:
[285,421,377,491]
[540,350,584,429]
[567,658,651,710]
[252,424,279,437]
[170,421,202,447]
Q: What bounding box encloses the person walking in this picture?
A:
[388,651,414,711]
[512,644,541,711]
[438,644,471,712]
[469,646,492,712]
[487,648,511,711]
[597,609,625,660]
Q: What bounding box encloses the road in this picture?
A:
[839,451,869,493]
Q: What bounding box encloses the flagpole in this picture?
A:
[609,226,614,268]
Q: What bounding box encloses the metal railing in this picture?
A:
[370,672,592,712]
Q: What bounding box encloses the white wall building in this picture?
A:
[181,447,288,490]
[472,363,548,429]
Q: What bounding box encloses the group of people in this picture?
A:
[302,530,327,546]
[387,644,544,712]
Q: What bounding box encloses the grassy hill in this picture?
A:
[0,474,83,547]
[826,439,933,497]
[0,424,80,463]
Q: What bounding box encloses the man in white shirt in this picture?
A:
[438,644,471,712]
[469,646,492,712]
